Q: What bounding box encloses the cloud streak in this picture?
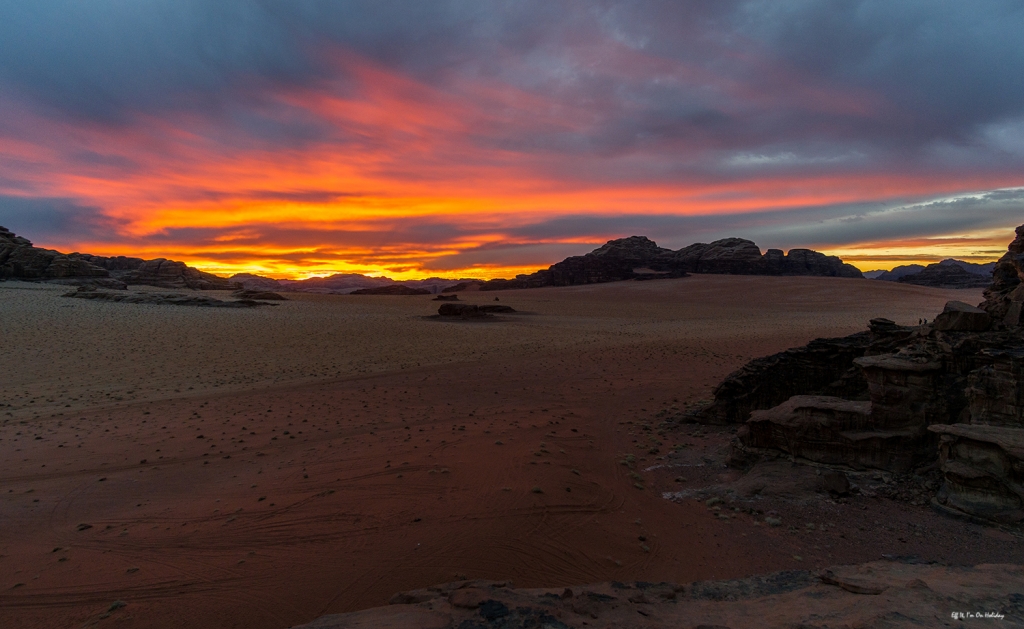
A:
[0,1,1021,277]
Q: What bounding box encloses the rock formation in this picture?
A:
[700,223,1024,519]
[232,289,287,300]
[437,303,516,318]
[1,226,109,281]
[1,225,239,290]
[467,236,862,291]
[120,259,238,290]
[350,285,431,295]
[981,224,1024,326]
[291,562,1024,629]
[63,287,274,308]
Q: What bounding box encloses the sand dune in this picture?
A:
[1,276,1011,629]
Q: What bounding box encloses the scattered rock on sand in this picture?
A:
[291,562,1024,628]
[433,294,459,301]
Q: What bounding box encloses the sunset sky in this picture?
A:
[1,2,1022,279]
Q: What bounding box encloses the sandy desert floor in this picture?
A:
[1,276,1018,629]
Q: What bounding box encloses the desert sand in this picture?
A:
[1,276,1017,628]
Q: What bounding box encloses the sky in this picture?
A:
[0,1,1022,279]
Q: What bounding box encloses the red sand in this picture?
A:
[1,276,1012,628]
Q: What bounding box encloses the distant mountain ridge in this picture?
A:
[464,235,862,291]
[3,225,864,293]
[868,259,996,289]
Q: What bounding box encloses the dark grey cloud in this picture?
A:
[3,1,1021,157]
[0,196,120,246]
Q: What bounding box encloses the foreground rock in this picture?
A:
[63,287,275,308]
[698,223,1024,520]
[292,562,1024,628]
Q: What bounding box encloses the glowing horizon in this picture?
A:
[1,3,1022,279]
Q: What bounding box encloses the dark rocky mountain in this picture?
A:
[466,235,861,291]
[697,222,1024,524]
[873,258,996,285]
[896,262,991,289]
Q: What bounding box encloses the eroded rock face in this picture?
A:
[932,300,992,332]
[930,424,1024,523]
[291,563,1024,629]
[981,224,1024,325]
[121,259,237,290]
[699,333,872,425]
[739,395,929,472]
[711,224,1024,521]
[0,226,109,280]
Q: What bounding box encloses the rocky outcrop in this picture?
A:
[63,287,274,308]
[0,226,110,280]
[930,424,1024,523]
[706,223,1024,520]
[981,224,1024,326]
[0,225,242,291]
[898,262,992,288]
[121,259,238,290]
[698,333,872,424]
[932,300,992,332]
[350,285,431,295]
[448,235,862,292]
[291,562,1024,629]
[232,289,287,300]
[739,395,930,472]
[437,303,516,318]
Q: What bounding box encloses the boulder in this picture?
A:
[437,303,489,318]
[931,300,991,332]
[433,294,459,301]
